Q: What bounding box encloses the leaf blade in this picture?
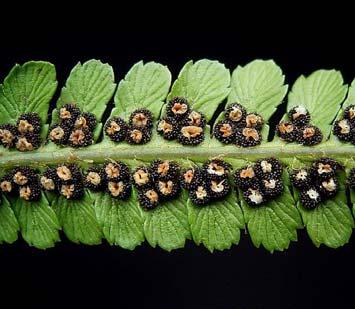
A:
[143,190,191,251]
[52,193,102,245]
[12,194,60,249]
[93,191,144,250]
[288,70,347,136]
[188,192,244,252]
[241,182,302,252]
[56,59,116,121]
[298,191,354,248]
[0,61,57,124]
[113,61,171,120]
[167,59,230,121]
[0,196,19,244]
[228,59,288,122]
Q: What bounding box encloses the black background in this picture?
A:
[0,30,354,309]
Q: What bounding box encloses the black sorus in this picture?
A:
[151,160,180,181]
[189,183,211,206]
[244,113,263,130]
[59,103,81,125]
[243,187,266,207]
[67,128,93,148]
[184,110,206,128]
[156,179,180,200]
[318,177,339,198]
[15,133,41,151]
[213,120,237,144]
[235,128,261,147]
[234,166,258,190]
[19,184,41,201]
[344,105,355,124]
[126,127,152,144]
[224,103,246,125]
[310,158,339,181]
[276,121,298,142]
[259,177,284,198]
[290,168,312,189]
[56,164,82,183]
[0,124,17,148]
[300,187,322,209]
[103,161,130,182]
[254,158,282,179]
[74,112,97,131]
[132,166,153,189]
[17,112,41,134]
[296,125,323,146]
[207,178,230,199]
[138,188,160,210]
[48,123,71,145]
[105,117,128,142]
[0,172,18,195]
[333,119,353,142]
[177,125,204,146]
[156,117,178,140]
[348,168,355,189]
[129,109,153,129]
[84,166,105,191]
[107,180,131,199]
[181,167,204,191]
[166,97,190,120]
[288,106,311,127]
[40,167,59,191]
[12,166,37,186]
[203,159,230,179]
[60,182,84,200]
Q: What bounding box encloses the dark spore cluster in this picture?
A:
[234,158,284,207]
[0,166,41,201]
[157,97,206,146]
[276,105,323,146]
[81,161,132,200]
[1,161,134,201]
[132,160,181,210]
[0,112,42,151]
[290,158,341,210]
[41,164,85,200]
[214,103,263,147]
[103,161,132,199]
[333,105,355,144]
[83,166,105,192]
[182,159,231,206]
[105,109,153,145]
[48,103,96,148]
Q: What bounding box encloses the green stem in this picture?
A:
[0,141,354,168]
